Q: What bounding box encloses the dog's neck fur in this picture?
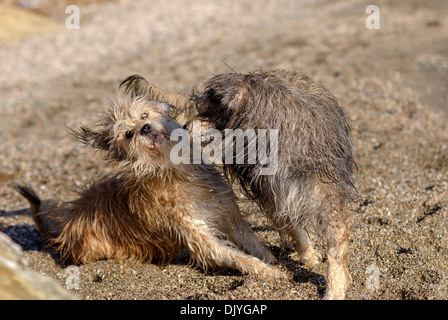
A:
[117,163,202,203]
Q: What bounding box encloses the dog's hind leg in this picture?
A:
[289,226,322,268]
[219,216,278,264]
[323,208,351,300]
[183,218,286,279]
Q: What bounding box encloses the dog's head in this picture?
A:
[71,94,181,177]
[191,73,248,130]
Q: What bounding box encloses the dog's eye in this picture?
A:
[125,131,133,139]
[141,113,148,120]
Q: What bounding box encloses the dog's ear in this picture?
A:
[197,73,249,112]
[119,74,148,97]
[151,101,176,116]
[67,126,110,150]
[120,74,193,119]
[227,88,248,111]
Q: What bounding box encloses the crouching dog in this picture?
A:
[13,90,285,279]
[121,69,357,299]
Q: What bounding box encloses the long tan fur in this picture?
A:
[14,92,284,279]
[121,70,357,299]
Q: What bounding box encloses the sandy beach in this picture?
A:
[1,0,448,300]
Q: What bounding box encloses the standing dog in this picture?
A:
[13,92,285,279]
[121,69,357,299]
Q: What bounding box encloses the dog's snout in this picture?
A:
[140,123,152,136]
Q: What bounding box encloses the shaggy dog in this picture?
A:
[13,92,285,279]
[121,70,357,299]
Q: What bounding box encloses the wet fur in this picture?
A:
[13,93,284,279]
[121,69,357,299]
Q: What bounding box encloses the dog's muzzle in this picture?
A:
[140,124,167,145]
[140,123,152,136]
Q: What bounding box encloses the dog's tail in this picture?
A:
[11,184,62,240]
[12,184,42,216]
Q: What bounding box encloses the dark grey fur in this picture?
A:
[120,69,357,299]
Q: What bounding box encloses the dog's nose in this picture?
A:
[140,123,152,136]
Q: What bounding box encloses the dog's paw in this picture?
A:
[299,249,322,269]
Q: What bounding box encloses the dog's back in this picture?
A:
[194,69,357,201]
